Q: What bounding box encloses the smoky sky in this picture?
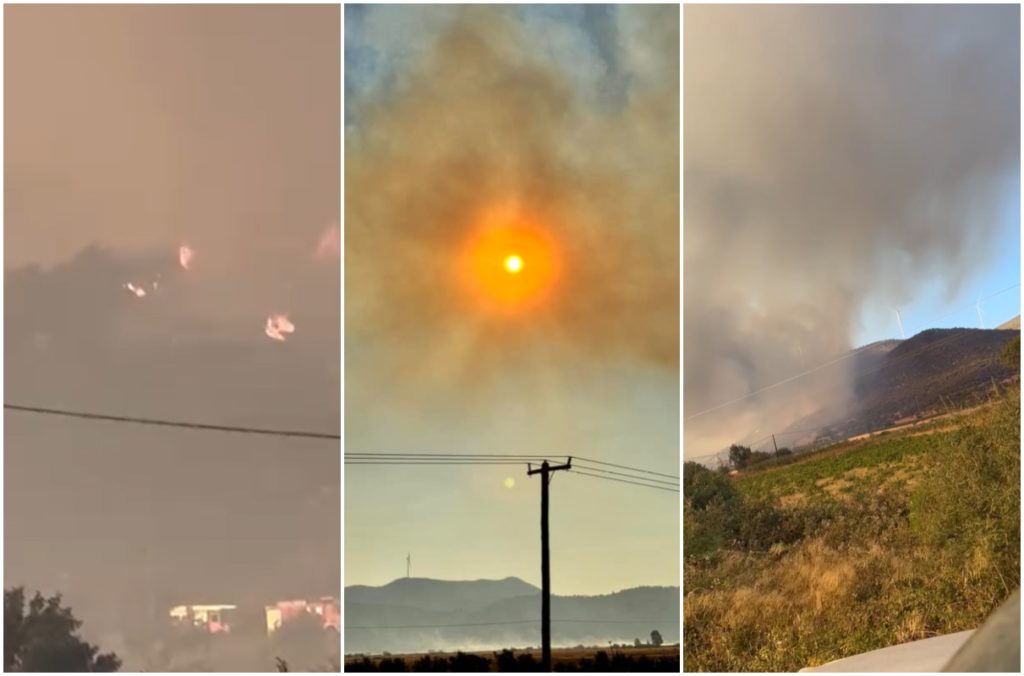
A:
[684,5,1020,459]
[4,5,339,665]
[345,5,679,596]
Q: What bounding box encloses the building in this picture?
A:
[168,604,237,633]
[265,597,340,635]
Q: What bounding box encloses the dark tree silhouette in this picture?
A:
[728,444,752,469]
[4,587,121,672]
[683,461,739,511]
[271,610,337,671]
[649,630,663,647]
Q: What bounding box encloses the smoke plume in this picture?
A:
[684,4,1020,458]
[346,5,679,387]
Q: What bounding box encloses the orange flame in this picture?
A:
[124,282,147,298]
[315,225,340,260]
[265,314,295,342]
[179,245,195,270]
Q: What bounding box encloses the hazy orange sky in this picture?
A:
[5,5,339,668]
[345,5,679,596]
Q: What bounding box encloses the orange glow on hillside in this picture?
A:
[458,205,561,314]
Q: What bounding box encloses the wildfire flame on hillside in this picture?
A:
[265,314,295,342]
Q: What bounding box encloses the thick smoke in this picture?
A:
[684,5,1020,458]
[344,6,680,604]
[346,6,679,390]
[5,5,339,669]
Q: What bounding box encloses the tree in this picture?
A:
[4,587,121,672]
[684,462,740,511]
[634,638,642,648]
[728,444,752,470]
[650,629,663,647]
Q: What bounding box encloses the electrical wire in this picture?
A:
[574,456,679,480]
[570,464,679,488]
[346,618,680,629]
[4,404,339,440]
[345,461,544,466]
[571,469,679,493]
[685,313,1020,420]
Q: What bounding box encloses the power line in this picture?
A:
[684,342,881,421]
[349,453,677,482]
[905,282,1020,334]
[346,454,680,489]
[4,404,339,440]
[348,618,684,630]
[574,456,679,480]
[571,464,679,488]
[571,469,679,493]
[686,310,1021,421]
[346,453,562,458]
[346,453,680,495]
[345,461,543,466]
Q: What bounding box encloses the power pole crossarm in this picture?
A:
[527,457,572,672]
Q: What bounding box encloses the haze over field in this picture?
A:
[345,577,679,655]
[5,5,339,668]
[684,4,1020,459]
[345,5,679,598]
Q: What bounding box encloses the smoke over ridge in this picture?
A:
[684,4,1020,458]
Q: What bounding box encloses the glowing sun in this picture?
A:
[504,477,516,489]
[458,204,561,314]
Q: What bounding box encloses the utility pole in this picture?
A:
[771,434,778,454]
[527,458,572,672]
[406,552,411,578]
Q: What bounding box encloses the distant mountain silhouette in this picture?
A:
[346,576,539,614]
[344,577,679,655]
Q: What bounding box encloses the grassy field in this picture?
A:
[345,645,680,672]
[683,388,1020,672]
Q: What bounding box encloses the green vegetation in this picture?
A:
[4,587,121,672]
[684,388,1020,672]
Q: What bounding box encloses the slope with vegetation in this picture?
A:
[773,327,1020,448]
[683,385,1020,671]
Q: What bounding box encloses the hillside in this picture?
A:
[345,578,679,655]
[684,387,1020,671]
[779,327,1018,447]
[346,577,539,614]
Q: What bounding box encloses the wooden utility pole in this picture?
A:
[527,458,572,672]
[771,434,778,454]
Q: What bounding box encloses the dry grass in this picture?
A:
[684,388,1020,672]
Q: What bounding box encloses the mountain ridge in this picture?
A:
[692,325,1019,465]
[345,577,679,654]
